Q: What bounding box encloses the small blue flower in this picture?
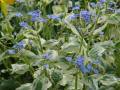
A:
[68,14,79,20]
[99,31,104,35]
[7,50,16,55]
[93,69,99,74]
[65,56,72,62]
[87,63,93,72]
[15,12,23,17]
[13,41,26,49]
[19,21,28,28]
[43,53,50,60]
[72,6,80,10]
[28,10,41,22]
[79,65,88,74]
[97,2,103,8]
[47,15,60,20]
[90,2,96,8]
[44,64,49,69]
[28,10,41,17]
[16,0,24,3]
[80,10,91,23]
[31,17,38,22]
[75,56,84,66]
[99,0,106,3]
[38,18,47,23]
[92,60,101,65]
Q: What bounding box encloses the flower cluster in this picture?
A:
[90,2,96,8]
[65,56,72,62]
[28,10,40,17]
[99,0,106,3]
[28,10,44,22]
[47,14,60,21]
[19,21,29,28]
[68,14,79,20]
[13,41,26,50]
[15,12,23,17]
[80,10,91,23]
[72,6,80,10]
[7,50,16,55]
[75,56,99,74]
[43,53,50,60]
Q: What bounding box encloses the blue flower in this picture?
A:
[28,10,41,17]
[44,64,49,69]
[16,0,24,3]
[99,0,106,3]
[92,60,100,64]
[68,14,79,20]
[87,63,93,72]
[80,10,91,23]
[13,41,26,49]
[93,69,99,74]
[15,12,23,17]
[31,17,38,22]
[43,53,50,60]
[75,56,84,66]
[47,15,60,20]
[65,56,72,62]
[72,6,80,10]
[28,10,41,22]
[97,2,104,8]
[79,65,88,74]
[7,50,16,55]
[19,21,28,28]
[38,18,47,23]
[99,31,104,36]
[90,2,96,8]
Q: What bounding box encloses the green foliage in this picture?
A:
[0,0,120,90]
[51,71,63,84]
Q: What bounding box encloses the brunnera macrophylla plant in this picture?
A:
[0,0,120,90]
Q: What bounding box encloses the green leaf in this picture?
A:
[11,64,29,74]
[32,78,42,90]
[107,14,120,24]
[93,23,107,35]
[0,80,20,90]
[45,50,59,61]
[32,77,52,90]
[52,5,67,14]
[61,42,80,53]
[0,52,6,62]
[59,74,74,86]
[18,49,40,61]
[64,20,80,36]
[16,83,32,90]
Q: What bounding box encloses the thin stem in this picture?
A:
[38,35,43,53]
[75,72,78,90]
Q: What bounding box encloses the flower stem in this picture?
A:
[38,35,43,53]
[75,72,78,90]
